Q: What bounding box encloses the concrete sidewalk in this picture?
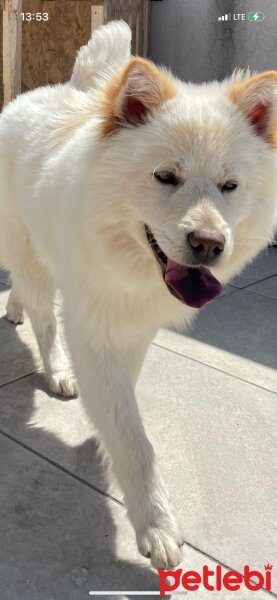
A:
[0,248,276,600]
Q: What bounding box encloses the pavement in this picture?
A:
[0,247,276,600]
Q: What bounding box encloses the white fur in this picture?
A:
[70,20,131,91]
[0,22,277,569]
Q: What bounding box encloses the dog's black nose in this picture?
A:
[188,229,225,263]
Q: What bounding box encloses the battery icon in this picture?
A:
[248,12,264,21]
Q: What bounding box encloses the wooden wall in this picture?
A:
[0,0,150,107]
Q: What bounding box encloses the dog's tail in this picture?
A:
[70,20,132,92]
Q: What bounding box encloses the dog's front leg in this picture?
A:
[67,333,184,569]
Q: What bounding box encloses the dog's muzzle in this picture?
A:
[145,224,222,308]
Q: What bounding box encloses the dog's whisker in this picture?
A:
[232,242,251,247]
[248,236,276,243]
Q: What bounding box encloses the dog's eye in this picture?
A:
[221,182,238,193]
[154,172,179,186]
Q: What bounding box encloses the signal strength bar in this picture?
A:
[218,13,231,21]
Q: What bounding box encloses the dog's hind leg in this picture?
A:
[6,287,24,325]
[9,238,76,397]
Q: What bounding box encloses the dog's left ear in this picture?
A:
[99,57,176,137]
[229,71,277,145]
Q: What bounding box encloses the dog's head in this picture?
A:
[96,56,277,308]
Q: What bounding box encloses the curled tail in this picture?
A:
[70,20,132,92]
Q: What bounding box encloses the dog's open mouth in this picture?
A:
[145,224,222,308]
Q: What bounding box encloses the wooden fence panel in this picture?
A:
[105,0,150,56]
[3,0,21,105]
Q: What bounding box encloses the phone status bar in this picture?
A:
[218,12,265,22]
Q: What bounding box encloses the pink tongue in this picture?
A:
[164,258,222,308]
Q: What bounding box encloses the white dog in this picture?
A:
[0,21,276,569]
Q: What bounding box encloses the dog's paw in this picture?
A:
[6,298,24,325]
[47,370,77,398]
[136,512,184,569]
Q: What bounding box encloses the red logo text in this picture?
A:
[158,564,273,595]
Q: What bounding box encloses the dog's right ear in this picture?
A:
[99,57,176,137]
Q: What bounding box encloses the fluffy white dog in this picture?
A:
[0,21,276,568]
